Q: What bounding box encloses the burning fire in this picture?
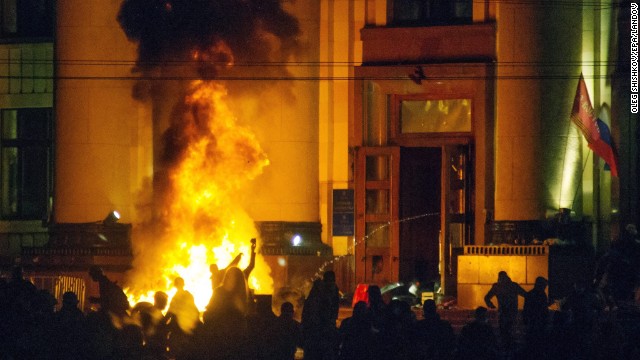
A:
[125,80,271,311]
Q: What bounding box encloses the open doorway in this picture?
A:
[399,147,442,287]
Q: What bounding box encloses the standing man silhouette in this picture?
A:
[484,271,526,351]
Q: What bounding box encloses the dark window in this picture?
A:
[1,0,54,39]
[391,0,472,26]
[1,108,52,220]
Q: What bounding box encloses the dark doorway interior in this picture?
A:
[399,147,441,286]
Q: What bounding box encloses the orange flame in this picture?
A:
[126,80,271,311]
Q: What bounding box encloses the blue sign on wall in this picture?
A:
[332,189,354,236]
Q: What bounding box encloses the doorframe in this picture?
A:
[350,63,493,291]
[354,146,400,285]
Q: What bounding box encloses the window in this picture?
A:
[400,99,472,133]
[1,108,52,220]
[391,0,472,26]
[1,0,54,38]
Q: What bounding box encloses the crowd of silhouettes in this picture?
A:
[2,266,640,360]
[2,226,640,359]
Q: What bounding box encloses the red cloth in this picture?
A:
[352,283,369,307]
[571,74,619,177]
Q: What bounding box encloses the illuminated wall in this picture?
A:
[494,3,583,221]
[317,1,365,250]
[55,0,152,224]
[240,1,321,223]
[54,1,326,228]
[582,3,615,249]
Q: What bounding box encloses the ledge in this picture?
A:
[361,23,496,64]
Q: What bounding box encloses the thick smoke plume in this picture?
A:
[118,0,300,79]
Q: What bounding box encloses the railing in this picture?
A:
[53,276,87,310]
[12,275,87,311]
[21,246,132,257]
[464,245,549,256]
[0,222,132,259]
[261,244,333,256]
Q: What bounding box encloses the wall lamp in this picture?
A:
[291,234,302,246]
[103,210,121,225]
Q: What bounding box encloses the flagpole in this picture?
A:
[559,125,570,210]
[561,75,582,210]
[570,150,591,209]
[562,74,584,210]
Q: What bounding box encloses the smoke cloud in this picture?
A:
[117,0,300,79]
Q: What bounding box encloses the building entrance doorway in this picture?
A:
[352,67,484,292]
[353,144,472,293]
[399,147,442,287]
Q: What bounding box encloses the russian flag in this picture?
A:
[592,117,619,177]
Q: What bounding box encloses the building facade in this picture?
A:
[1,1,637,303]
[0,0,54,261]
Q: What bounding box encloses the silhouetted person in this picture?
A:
[484,271,526,350]
[247,294,279,359]
[554,281,603,360]
[457,307,499,360]
[522,276,549,352]
[88,265,130,318]
[323,271,340,327]
[168,277,199,333]
[149,290,170,358]
[132,291,170,359]
[546,309,574,360]
[5,266,39,358]
[0,278,11,354]
[167,277,200,358]
[154,290,169,311]
[367,285,386,333]
[302,279,336,360]
[273,301,303,360]
[377,299,419,360]
[210,263,224,291]
[4,266,38,358]
[53,291,88,359]
[7,265,38,316]
[86,305,119,358]
[115,323,145,360]
[198,266,251,360]
[86,267,128,358]
[338,301,375,360]
[205,266,250,321]
[26,289,57,359]
[209,238,257,290]
[244,237,257,280]
[415,299,456,360]
[594,224,640,308]
[562,279,602,326]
